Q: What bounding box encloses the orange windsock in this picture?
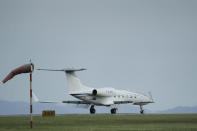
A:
[2,63,34,83]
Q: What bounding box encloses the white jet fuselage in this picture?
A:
[71,87,153,106]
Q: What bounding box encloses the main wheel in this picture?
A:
[140,110,144,114]
[90,105,96,114]
[111,108,117,114]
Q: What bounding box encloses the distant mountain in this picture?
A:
[0,100,27,115]
[157,106,197,114]
[0,100,197,115]
[0,100,148,115]
[0,100,88,115]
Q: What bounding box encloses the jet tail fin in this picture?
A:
[37,68,89,94]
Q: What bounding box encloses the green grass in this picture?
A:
[0,114,197,131]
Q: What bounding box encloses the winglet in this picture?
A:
[148,92,154,103]
[32,91,61,103]
[32,91,40,102]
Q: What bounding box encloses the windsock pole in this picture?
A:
[30,72,33,129]
[2,61,34,129]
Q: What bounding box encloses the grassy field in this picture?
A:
[0,114,197,131]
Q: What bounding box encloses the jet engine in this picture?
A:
[92,88,114,97]
[92,89,97,96]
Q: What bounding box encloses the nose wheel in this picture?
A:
[140,105,144,114]
[90,105,96,114]
[111,108,117,114]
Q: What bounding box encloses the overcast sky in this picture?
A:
[0,0,197,111]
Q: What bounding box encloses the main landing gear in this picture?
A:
[111,108,117,114]
[140,105,144,114]
[90,105,118,114]
[90,105,95,114]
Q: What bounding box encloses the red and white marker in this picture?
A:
[30,72,33,129]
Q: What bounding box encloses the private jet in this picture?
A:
[35,68,154,114]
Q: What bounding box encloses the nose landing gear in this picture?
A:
[111,108,117,114]
[90,105,95,114]
[140,105,144,114]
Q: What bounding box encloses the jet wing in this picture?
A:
[114,101,133,104]
[38,101,60,103]
[133,101,154,105]
[33,91,91,105]
[36,100,90,104]
[62,100,91,104]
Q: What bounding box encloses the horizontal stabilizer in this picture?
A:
[37,68,86,72]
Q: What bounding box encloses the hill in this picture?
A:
[0,100,197,115]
